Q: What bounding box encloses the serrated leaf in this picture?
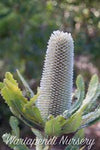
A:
[9,116,20,138]
[84,84,100,114]
[1,72,44,130]
[1,77,27,116]
[72,75,85,109]
[84,75,99,104]
[16,69,34,98]
[1,73,27,108]
[63,75,85,118]
[5,72,18,86]
[79,75,99,112]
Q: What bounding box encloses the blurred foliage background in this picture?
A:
[0,0,100,149]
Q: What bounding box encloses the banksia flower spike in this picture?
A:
[37,31,74,119]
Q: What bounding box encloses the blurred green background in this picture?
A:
[0,0,100,149]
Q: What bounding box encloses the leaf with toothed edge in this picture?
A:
[71,75,85,111]
[78,75,100,113]
[63,75,85,118]
[0,72,44,130]
[84,83,100,114]
[84,75,99,105]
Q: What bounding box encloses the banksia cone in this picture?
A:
[37,31,74,119]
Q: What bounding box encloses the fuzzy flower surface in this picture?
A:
[37,30,74,119]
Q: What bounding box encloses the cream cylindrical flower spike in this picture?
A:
[37,30,74,119]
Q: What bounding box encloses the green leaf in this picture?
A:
[7,117,29,150]
[1,86,21,117]
[1,72,44,130]
[2,116,30,150]
[86,75,99,99]
[0,82,4,90]
[1,76,27,118]
[2,133,29,150]
[45,116,66,136]
[45,110,82,137]
[84,75,99,105]
[10,96,44,130]
[76,75,85,99]
[72,75,85,109]
[79,75,99,112]
[26,87,40,107]
[5,72,18,86]
[23,104,44,127]
[84,84,100,113]
[16,69,34,98]
[62,110,82,134]
[63,75,85,118]
[31,128,44,139]
[81,107,100,128]
[9,116,20,138]
[1,72,27,106]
